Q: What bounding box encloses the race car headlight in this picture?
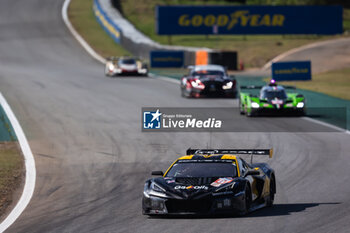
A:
[251,102,260,108]
[147,182,168,198]
[108,63,115,71]
[213,182,236,195]
[191,79,205,90]
[138,68,147,74]
[297,102,304,108]
[222,81,233,90]
[151,182,165,193]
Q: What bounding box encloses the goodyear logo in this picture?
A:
[153,57,183,62]
[150,51,184,68]
[272,61,312,81]
[178,11,285,29]
[156,6,343,35]
[274,67,309,75]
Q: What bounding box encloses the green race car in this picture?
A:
[239,81,306,117]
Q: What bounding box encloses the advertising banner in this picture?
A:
[150,51,184,68]
[156,5,342,35]
[272,61,311,81]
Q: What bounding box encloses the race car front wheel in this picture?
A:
[244,185,252,214]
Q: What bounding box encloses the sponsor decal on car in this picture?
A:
[174,185,208,190]
[271,99,283,105]
[211,177,234,187]
[165,179,175,184]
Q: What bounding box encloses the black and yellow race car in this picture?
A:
[142,148,276,216]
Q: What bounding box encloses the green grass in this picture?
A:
[68,0,130,58]
[278,68,350,100]
[0,142,23,217]
[122,0,348,67]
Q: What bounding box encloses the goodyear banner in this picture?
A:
[272,61,311,81]
[156,6,342,35]
[150,51,184,68]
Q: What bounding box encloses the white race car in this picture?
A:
[105,57,148,77]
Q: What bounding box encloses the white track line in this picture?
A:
[0,93,36,233]
[62,0,349,135]
[148,73,180,84]
[302,117,350,135]
[62,0,106,64]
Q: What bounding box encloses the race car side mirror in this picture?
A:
[151,171,164,176]
[245,170,259,177]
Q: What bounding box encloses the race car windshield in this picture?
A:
[261,90,287,99]
[192,70,224,76]
[166,162,237,178]
[121,59,136,65]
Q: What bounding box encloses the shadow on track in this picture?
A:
[107,76,150,79]
[146,202,340,220]
[248,203,340,217]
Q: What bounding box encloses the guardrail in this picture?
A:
[0,105,17,141]
[92,0,239,69]
[93,0,121,44]
[92,0,214,67]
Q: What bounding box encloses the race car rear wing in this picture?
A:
[186,148,273,158]
[240,85,296,90]
[239,85,263,89]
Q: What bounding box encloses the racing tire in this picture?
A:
[247,109,257,117]
[181,88,188,98]
[267,176,275,207]
[181,88,185,97]
[182,89,192,98]
[105,71,114,77]
[243,185,252,214]
[104,67,111,77]
[297,109,306,117]
[239,100,245,115]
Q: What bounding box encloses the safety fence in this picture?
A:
[0,105,17,141]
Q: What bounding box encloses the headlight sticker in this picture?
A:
[211,177,234,187]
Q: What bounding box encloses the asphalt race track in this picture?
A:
[1,0,350,232]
